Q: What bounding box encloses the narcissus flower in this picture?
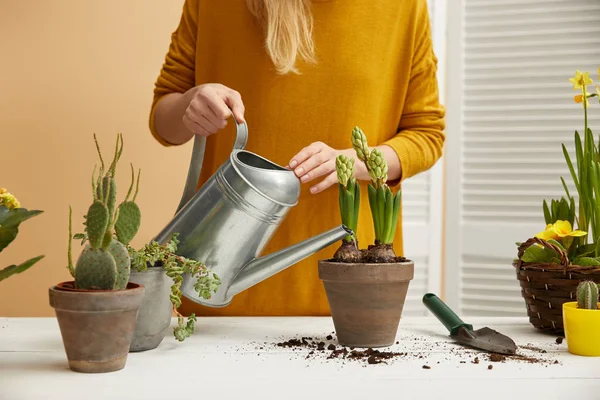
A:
[535,220,587,240]
[574,94,590,107]
[569,70,593,90]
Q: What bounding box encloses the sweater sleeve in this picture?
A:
[383,1,446,185]
[148,0,198,147]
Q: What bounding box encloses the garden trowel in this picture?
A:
[422,293,517,355]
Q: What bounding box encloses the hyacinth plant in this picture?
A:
[517,68,600,266]
[352,127,402,262]
[332,126,402,263]
[332,154,361,262]
[0,188,44,282]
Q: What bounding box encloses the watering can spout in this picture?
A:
[227,225,352,297]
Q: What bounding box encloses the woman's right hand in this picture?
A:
[182,83,246,137]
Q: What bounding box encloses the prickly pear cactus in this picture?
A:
[108,239,130,290]
[576,280,599,310]
[75,245,117,290]
[67,133,141,291]
[115,202,140,245]
[85,201,109,249]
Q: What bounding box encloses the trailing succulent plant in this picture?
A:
[576,280,600,310]
[0,188,44,282]
[67,134,142,290]
[351,126,402,263]
[129,233,221,341]
[333,154,361,262]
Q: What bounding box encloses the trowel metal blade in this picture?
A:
[452,326,517,355]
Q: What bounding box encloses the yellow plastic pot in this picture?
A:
[562,302,600,356]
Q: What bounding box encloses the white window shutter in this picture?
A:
[445,0,600,316]
[401,0,446,315]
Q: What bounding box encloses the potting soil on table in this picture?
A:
[230,332,564,369]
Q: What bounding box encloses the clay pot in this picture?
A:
[318,260,414,348]
[128,267,174,352]
[49,281,145,373]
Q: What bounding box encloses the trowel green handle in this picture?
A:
[422,293,473,336]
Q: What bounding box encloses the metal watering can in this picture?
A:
[154,114,350,307]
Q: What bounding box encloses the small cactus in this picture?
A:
[67,133,142,290]
[576,280,599,310]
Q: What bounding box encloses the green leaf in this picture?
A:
[367,184,379,240]
[352,180,360,238]
[546,239,566,252]
[572,256,600,267]
[521,245,561,264]
[543,200,551,225]
[0,207,43,228]
[560,176,571,200]
[376,187,386,241]
[0,255,45,282]
[563,142,580,193]
[0,225,18,253]
[574,243,596,258]
[382,188,394,243]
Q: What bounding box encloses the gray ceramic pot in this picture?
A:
[128,267,174,352]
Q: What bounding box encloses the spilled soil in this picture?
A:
[260,334,563,368]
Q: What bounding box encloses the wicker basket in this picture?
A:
[513,237,600,334]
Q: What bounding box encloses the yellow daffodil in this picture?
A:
[535,220,586,241]
[575,94,590,107]
[569,70,593,90]
[0,189,20,209]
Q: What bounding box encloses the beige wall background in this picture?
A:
[0,0,192,316]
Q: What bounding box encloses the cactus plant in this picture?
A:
[67,134,141,290]
[0,188,44,282]
[576,280,599,310]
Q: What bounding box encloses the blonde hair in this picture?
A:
[246,0,316,74]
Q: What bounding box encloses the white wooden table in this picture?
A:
[1,316,599,399]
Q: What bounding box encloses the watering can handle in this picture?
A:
[175,109,248,213]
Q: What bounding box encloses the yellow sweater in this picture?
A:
[149,0,445,316]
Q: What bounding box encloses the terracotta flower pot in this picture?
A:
[318,259,414,348]
[49,281,145,373]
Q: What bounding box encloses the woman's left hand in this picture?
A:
[287,142,357,194]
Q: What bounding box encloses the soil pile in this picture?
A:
[264,335,562,367]
[275,335,405,364]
